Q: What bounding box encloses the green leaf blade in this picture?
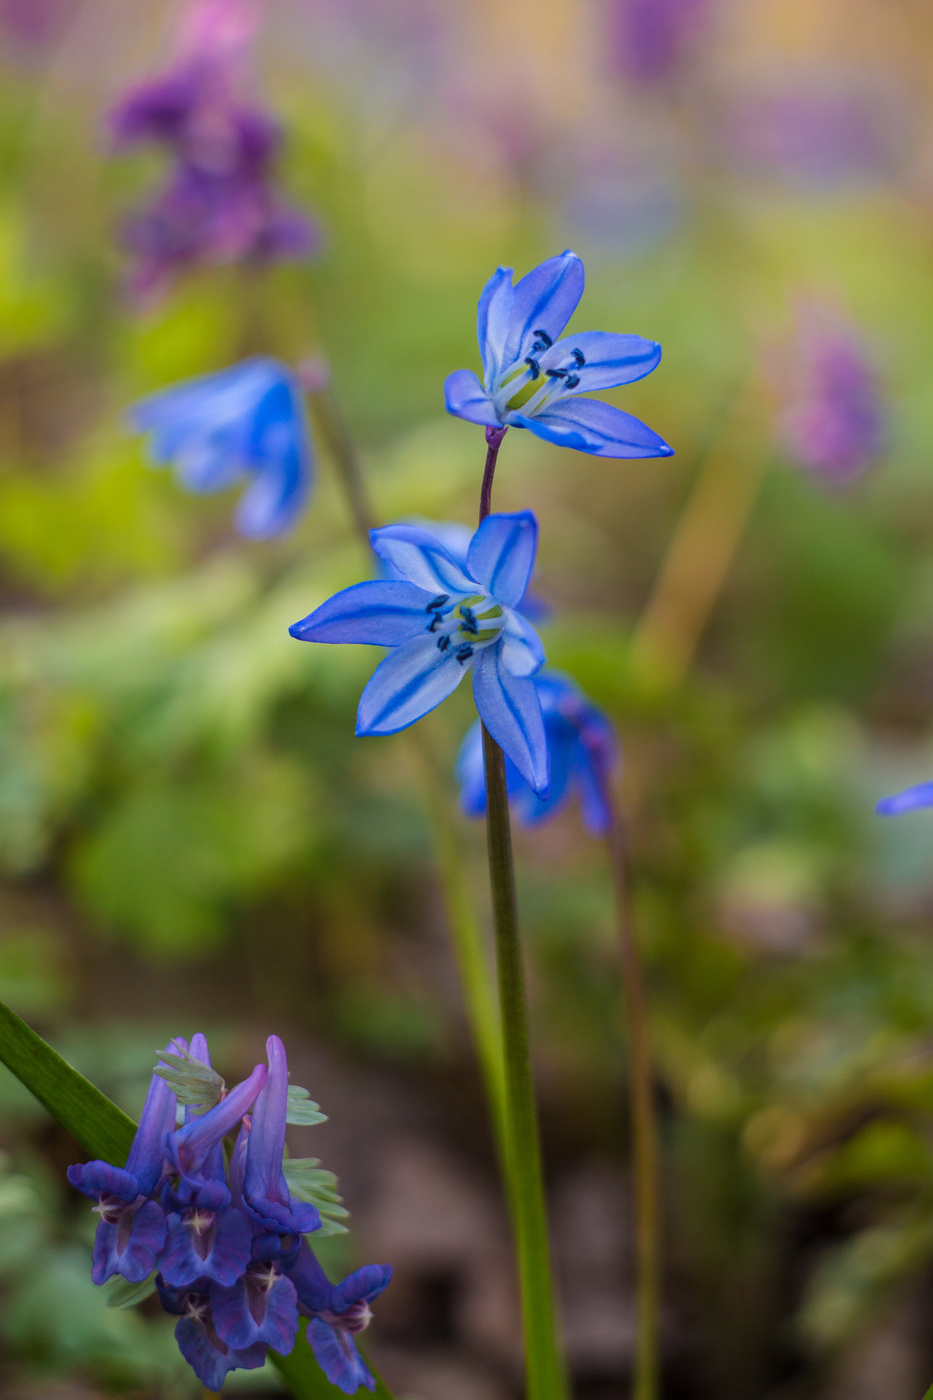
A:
[0,1000,135,1165]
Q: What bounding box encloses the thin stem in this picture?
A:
[606,793,661,1400]
[482,725,565,1400]
[304,375,378,540]
[629,375,768,690]
[479,425,508,524]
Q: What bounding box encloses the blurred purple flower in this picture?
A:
[0,0,76,56]
[772,303,885,486]
[107,0,318,305]
[727,88,894,189]
[877,783,933,817]
[608,0,712,85]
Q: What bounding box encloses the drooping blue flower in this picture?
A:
[458,671,620,834]
[67,1040,181,1284]
[131,356,313,538]
[876,783,933,817]
[158,1279,269,1391]
[289,513,551,795]
[444,250,672,458]
[287,1241,393,1394]
[241,1034,321,1237]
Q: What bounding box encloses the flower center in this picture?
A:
[318,1301,373,1334]
[424,592,504,665]
[490,331,587,420]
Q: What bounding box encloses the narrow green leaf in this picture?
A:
[922,1387,933,1400]
[272,1321,394,1400]
[0,999,135,1165]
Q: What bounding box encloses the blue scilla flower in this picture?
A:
[380,518,550,622]
[444,249,672,458]
[876,783,933,816]
[458,671,620,834]
[289,513,550,795]
[131,356,312,538]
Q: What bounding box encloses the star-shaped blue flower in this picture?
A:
[131,356,312,538]
[458,671,619,833]
[444,250,672,458]
[289,513,550,796]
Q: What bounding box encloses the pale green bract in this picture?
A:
[104,1271,158,1309]
[154,1049,327,1124]
[283,1157,350,1235]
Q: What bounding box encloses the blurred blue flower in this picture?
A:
[107,0,317,304]
[131,356,313,538]
[444,250,672,458]
[773,302,885,486]
[289,513,551,795]
[458,671,619,833]
[68,1031,391,1393]
[876,784,933,817]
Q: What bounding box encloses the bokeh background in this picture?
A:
[3,0,933,1396]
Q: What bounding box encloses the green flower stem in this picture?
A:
[305,379,377,540]
[606,795,661,1400]
[478,436,566,1400]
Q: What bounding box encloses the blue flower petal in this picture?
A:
[307,1317,375,1394]
[876,782,933,816]
[540,331,662,392]
[330,1264,394,1311]
[174,1314,266,1390]
[369,524,476,594]
[455,722,486,817]
[477,266,514,384]
[159,1206,254,1288]
[357,635,469,736]
[472,646,548,796]
[502,250,585,369]
[211,1271,299,1352]
[512,397,673,458]
[91,1200,167,1285]
[500,609,546,678]
[289,581,436,647]
[444,369,502,427]
[466,510,538,609]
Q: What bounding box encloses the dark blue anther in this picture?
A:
[460,607,478,635]
[564,373,580,390]
[571,347,585,368]
[437,634,451,653]
[456,644,474,664]
[546,368,567,380]
[428,615,440,633]
[426,594,449,613]
[531,328,553,353]
[524,357,540,380]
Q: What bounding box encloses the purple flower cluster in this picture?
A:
[608,0,712,86]
[107,0,317,306]
[773,303,885,487]
[68,1033,391,1394]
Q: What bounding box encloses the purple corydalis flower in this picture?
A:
[287,1241,393,1394]
[444,250,672,459]
[876,784,933,817]
[70,1030,392,1391]
[131,356,313,538]
[727,88,893,189]
[773,303,885,486]
[608,0,712,85]
[107,0,317,304]
[458,671,619,834]
[289,513,551,795]
[67,1041,181,1284]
